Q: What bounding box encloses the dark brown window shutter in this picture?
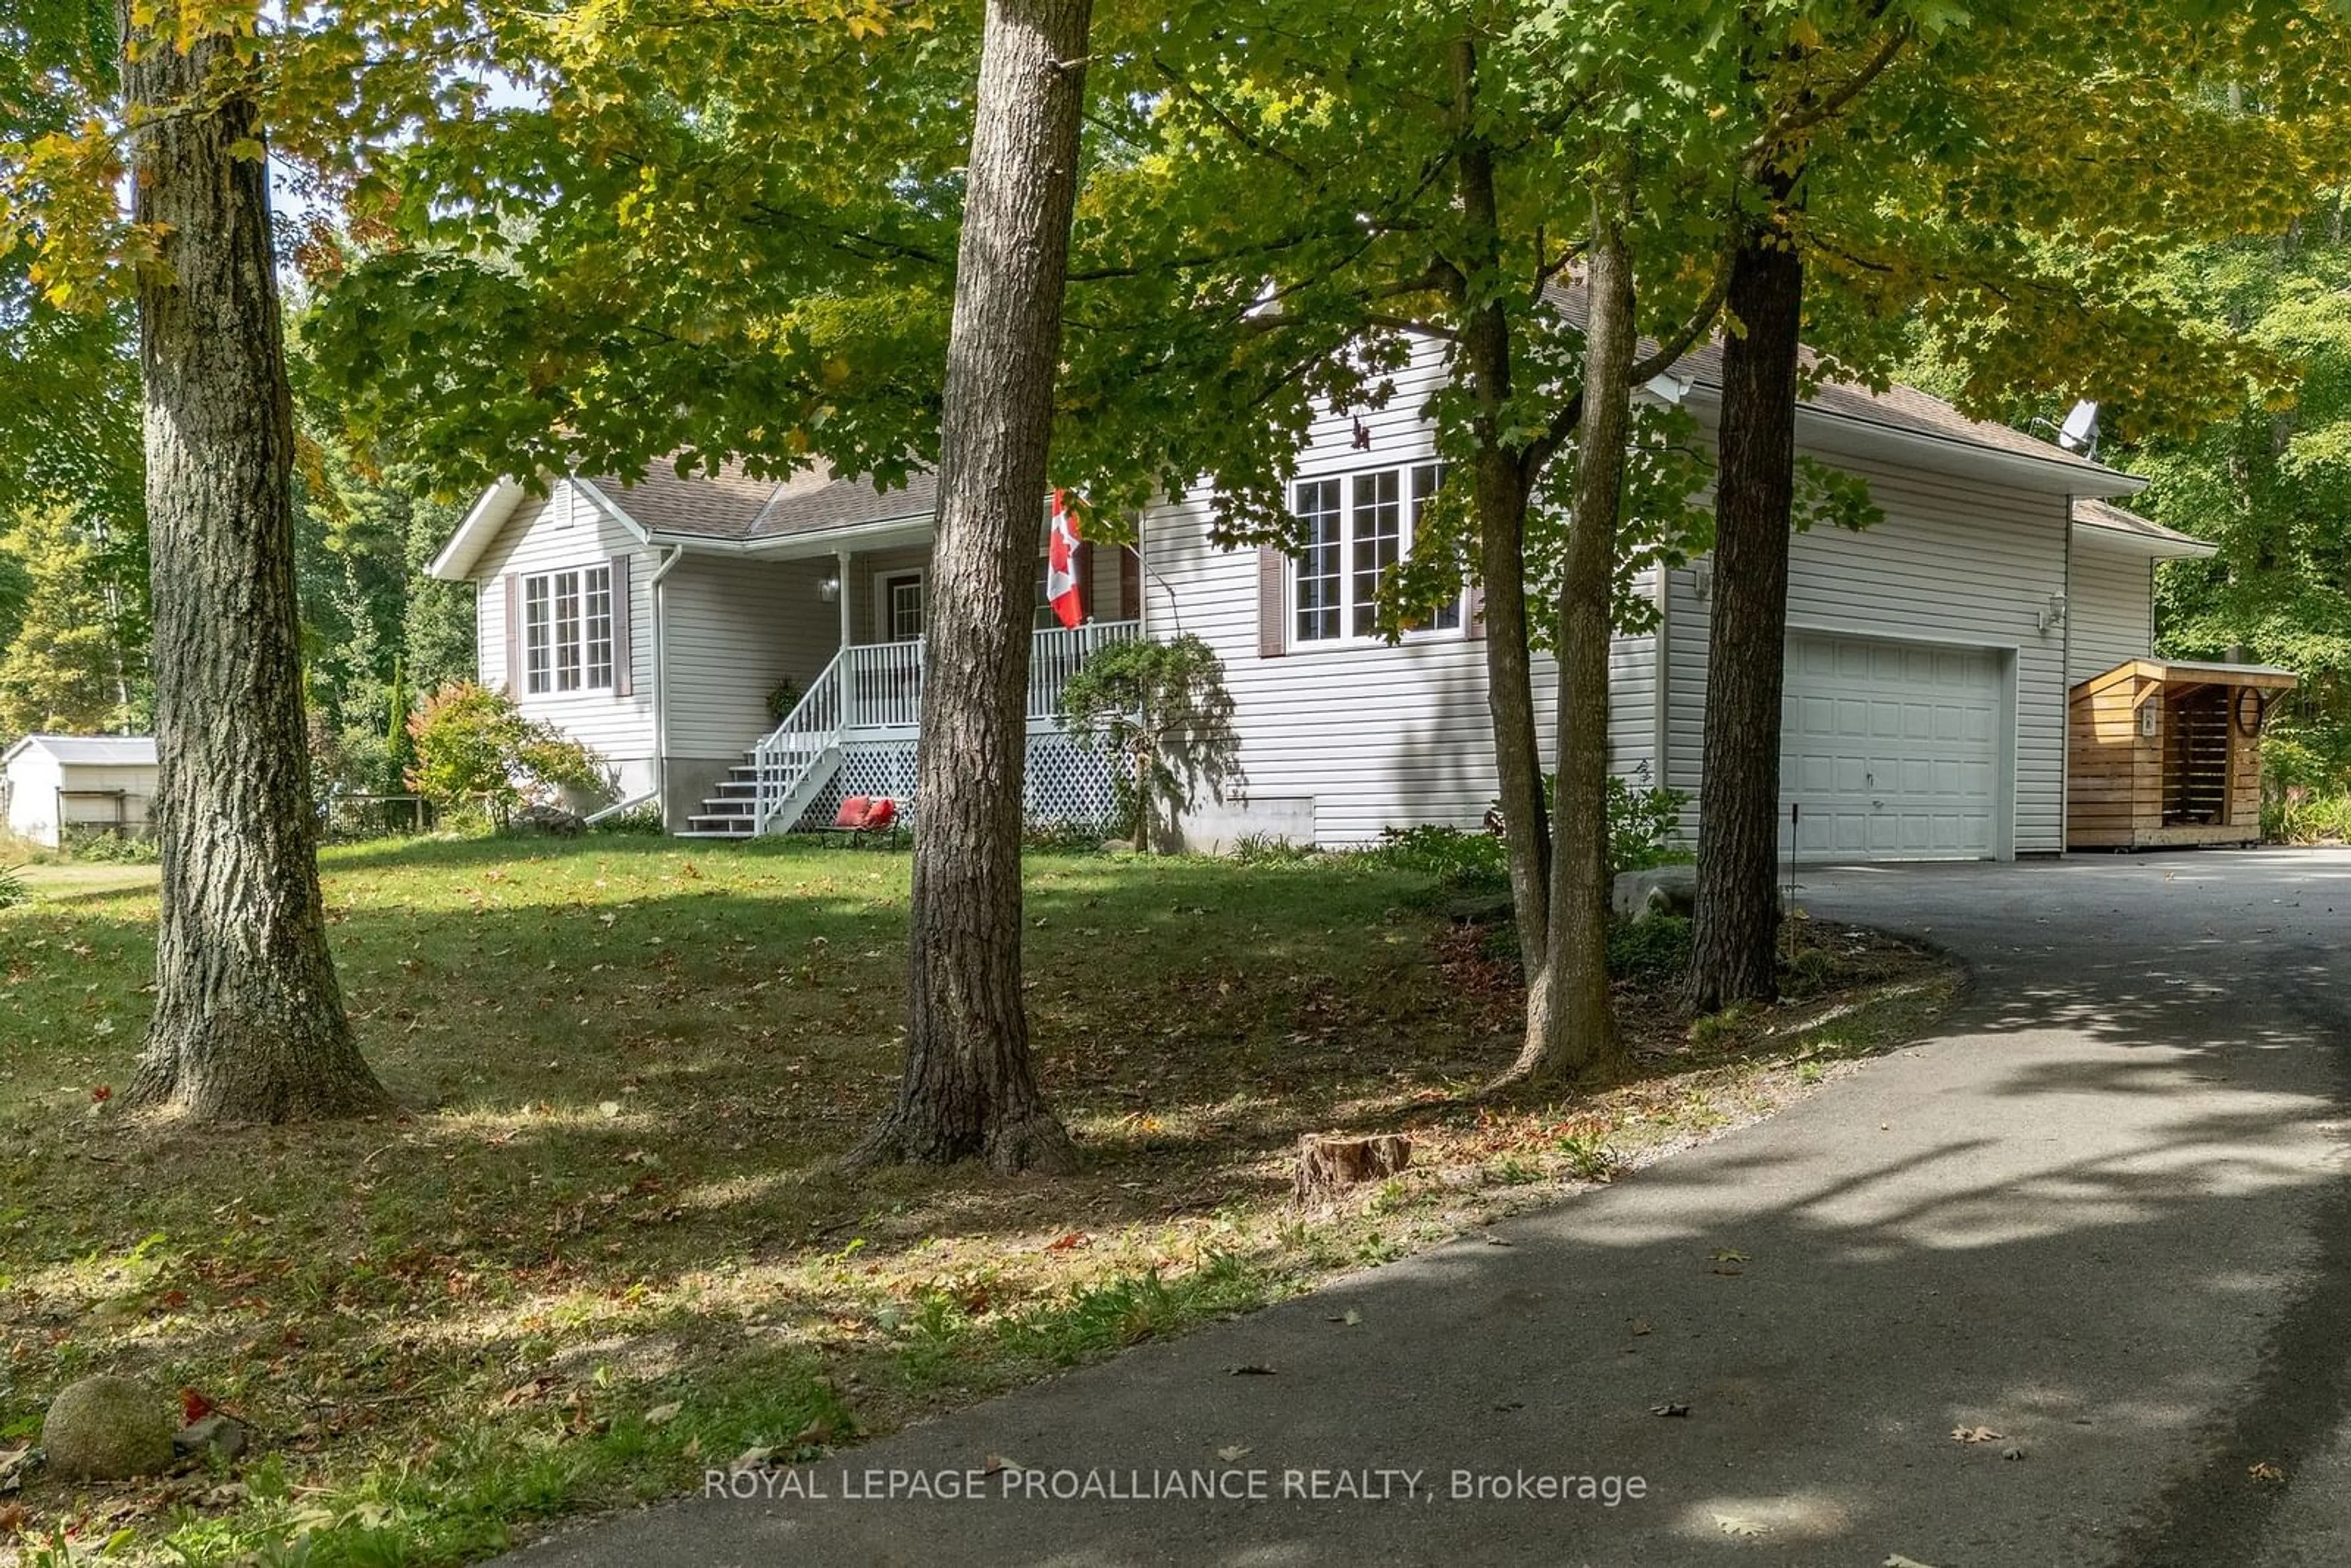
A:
[503,572,522,689]
[609,553,634,696]
[1464,582,1486,641]
[1119,546,1141,622]
[1073,539,1093,621]
[1258,545,1286,658]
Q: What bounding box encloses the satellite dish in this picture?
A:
[2057,400,2100,456]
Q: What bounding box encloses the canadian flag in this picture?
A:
[1046,489,1084,629]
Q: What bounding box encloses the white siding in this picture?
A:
[2,755,153,848]
[2068,539,2155,682]
[1662,462,2074,857]
[474,481,658,778]
[1141,342,1672,846]
[1610,573,1661,783]
[3,751,62,846]
[1663,564,1711,841]
[661,556,838,759]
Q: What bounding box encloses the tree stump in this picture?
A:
[1294,1133,1412,1206]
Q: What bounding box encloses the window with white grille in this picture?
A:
[1291,462,1455,643]
[522,565,615,694]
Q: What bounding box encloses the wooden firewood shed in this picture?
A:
[2066,659,2299,850]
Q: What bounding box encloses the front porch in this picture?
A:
[681,619,1141,836]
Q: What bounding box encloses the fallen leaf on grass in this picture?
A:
[500,1376,563,1408]
[1717,1514,1766,1537]
[1044,1231,1090,1252]
[983,1454,1023,1476]
[1226,1364,1278,1376]
[645,1402,682,1427]
[180,1387,216,1423]
[0,1502,24,1534]
[1951,1425,2002,1444]
[2249,1460,2287,1486]
[598,1101,623,1118]
[1629,1318,1653,1337]
[730,1446,774,1472]
[1215,1446,1251,1462]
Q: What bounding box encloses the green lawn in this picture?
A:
[0,835,1952,1563]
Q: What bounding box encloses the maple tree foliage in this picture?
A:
[8,0,2351,1073]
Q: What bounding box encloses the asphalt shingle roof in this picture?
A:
[2071,496,2212,551]
[586,460,937,544]
[4,735,157,766]
[578,311,2129,545]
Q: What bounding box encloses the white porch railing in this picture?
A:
[839,640,925,730]
[750,620,1141,832]
[1027,620,1138,722]
[751,650,847,832]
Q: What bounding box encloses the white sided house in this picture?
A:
[1,735,157,849]
[430,340,2271,859]
[428,467,1142,835]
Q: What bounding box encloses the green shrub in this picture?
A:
[65,829,160,863]
[1605,773,1692,876]
[1022,819,1109,853]
[591,803,667,835]
[406,683,612,825]
[1555,1130,1616,1182]
[1057,634,1242,849]
[1363,823,1507,893]
[2263,784,2351,844]
[1607,913,1691,985]
[767,678,803,725]
[0,863,24,910]
[1229,832,1317,865]
[2263,722,2351,797]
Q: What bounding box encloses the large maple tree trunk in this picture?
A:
[122,20,386,1120]
[1452,42,1550,1035]
[1526,165,1636,1083]
[858,0,1088,1172]
[1685,212,1803,1014]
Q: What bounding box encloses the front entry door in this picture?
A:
[881,571,925,642]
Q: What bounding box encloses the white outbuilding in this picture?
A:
[1,735,158,849]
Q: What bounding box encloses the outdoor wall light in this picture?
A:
[2038,591,2068,634]
[817,574,841,603]
[1692,561,1714,601]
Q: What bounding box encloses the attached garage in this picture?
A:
[1780,632,2009,861]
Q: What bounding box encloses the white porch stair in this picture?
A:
[680,746,841,837]
[678,620,1138,838]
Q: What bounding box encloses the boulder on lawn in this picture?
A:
[510,803,587,836]
[1613,864,1697,923]
[42,1375,175,1480]
[1611,863,1790,923]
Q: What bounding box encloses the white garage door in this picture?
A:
[1780,632,2004,861]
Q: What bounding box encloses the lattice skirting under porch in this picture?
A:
[790,733,1120,833]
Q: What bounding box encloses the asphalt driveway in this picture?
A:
[503,848,2351,1567]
